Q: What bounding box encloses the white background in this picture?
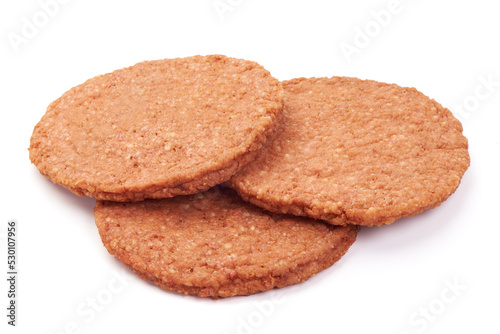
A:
[1,0,499,333]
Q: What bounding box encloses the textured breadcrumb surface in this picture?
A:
[230,77,470,226]
[94,187,358,298]
[29,55,283,201]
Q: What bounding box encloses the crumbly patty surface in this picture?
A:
[94,187,358,298]
[229,77,470,226]
[29,55,283,201]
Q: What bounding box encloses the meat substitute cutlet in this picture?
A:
[230,77,470,226]
[29,55,284,201]
[94,187,358,298]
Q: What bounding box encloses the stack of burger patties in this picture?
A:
[29,55,470,298]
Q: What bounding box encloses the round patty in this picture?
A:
[94,187,358,298]
[29,55,283,201]
[229,77,470,226]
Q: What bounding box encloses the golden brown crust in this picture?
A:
[229,77,470,226]
[94,187,358,298]
[29,55,284,201]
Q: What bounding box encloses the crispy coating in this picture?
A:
[230,77,470,226]
[29,55,283,201]
[94,187,358,298]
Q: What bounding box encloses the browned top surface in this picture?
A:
[29,55,283,199]
[230,77,470,226]
[94,187,357,297]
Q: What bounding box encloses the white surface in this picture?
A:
[1,1,499,333]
